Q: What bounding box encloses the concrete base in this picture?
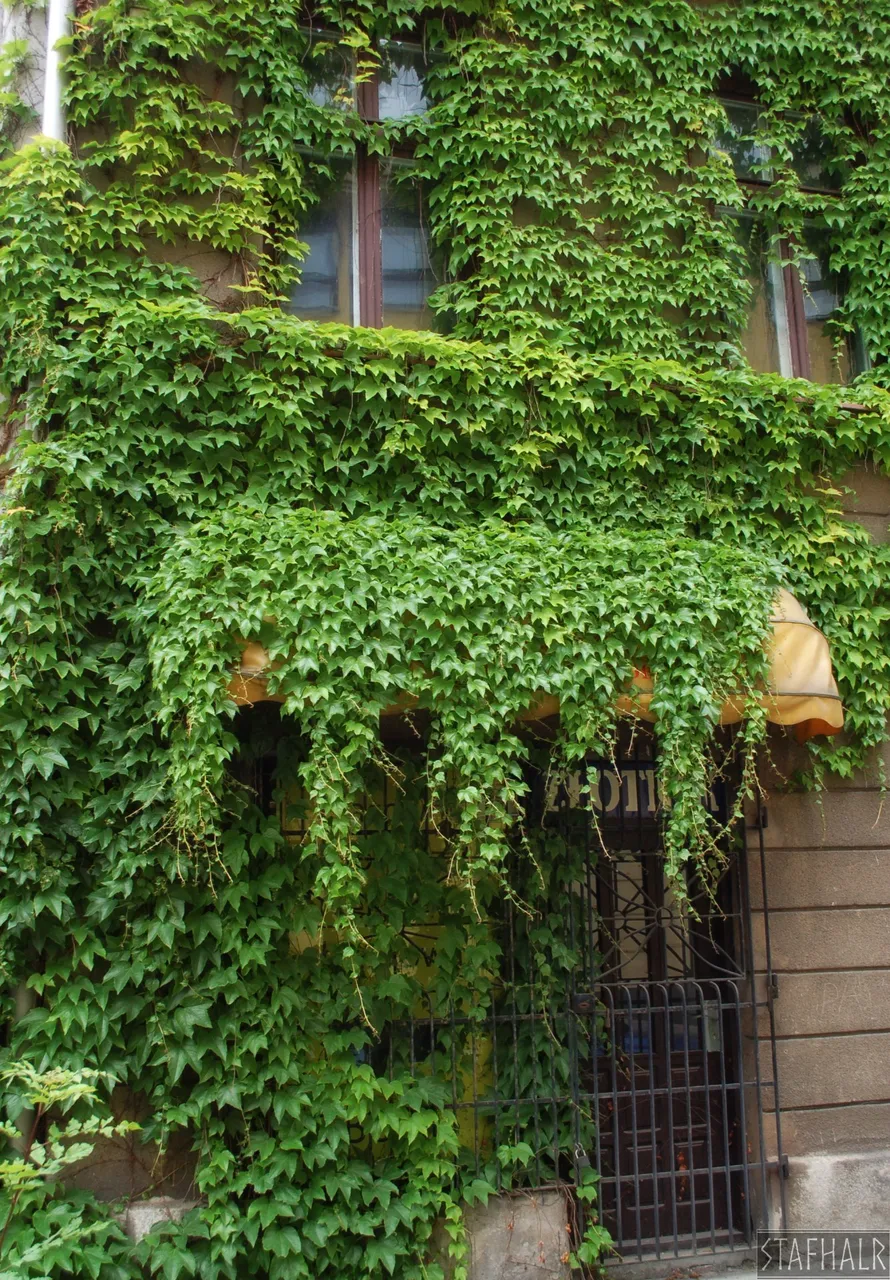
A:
[107,1153,890,1265]
[785,1152,890,1231]
[461,1191,572,1279]
[605,1250,756,1280]
[118,1197,201,1242]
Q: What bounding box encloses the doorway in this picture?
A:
[538,731,775,1261]
[239,707,780,1264]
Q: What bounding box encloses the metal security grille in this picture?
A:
[562,735,758,1258]
[250,708,784,1268]
[389,735,780,1264]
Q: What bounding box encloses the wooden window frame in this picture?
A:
[751,223,856,383]
[779,238,813,381]
[356,54,427,327]
[355,74,381,326]
[289,29,434,328]
[356,149,383,327]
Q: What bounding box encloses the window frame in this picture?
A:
[717,90,863,383]
[292,31,441,330]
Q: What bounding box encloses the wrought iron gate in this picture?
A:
[383,731,781,1265]
[559,733,758,1259]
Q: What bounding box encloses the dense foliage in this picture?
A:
[0,1064,138,1277]
[3,0,890,1275]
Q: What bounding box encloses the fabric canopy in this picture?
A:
[230,588,843,742]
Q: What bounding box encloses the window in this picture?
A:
[287,33,446,330]
[288,162,354,324]
[791,225,857,384]
[376,40,437,121]
[725,211,791,376]
[716,93,864,383]
[715,100,773,184]
[715,98,846,192]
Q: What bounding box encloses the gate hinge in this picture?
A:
[748,805,768,831]
[768,974,779,1003]
[767,1154,790,1179]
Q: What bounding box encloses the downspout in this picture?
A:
[6,0,73,1161]
[41,0,74,141]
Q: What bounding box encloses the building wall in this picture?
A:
[75,466,890,1260]
[749,466,890,1232]
[1,3,48,149]
[11,15,886,1246]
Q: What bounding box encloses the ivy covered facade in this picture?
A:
[1,1,890,1276]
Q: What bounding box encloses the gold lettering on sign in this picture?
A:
[590,770,620,812]
[546,765,722,817]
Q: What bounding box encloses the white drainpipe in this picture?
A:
[41,0,74,141]
[6,4,73,1092]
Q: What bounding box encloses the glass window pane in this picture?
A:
[377,40,437,120]
[791,115,844,191]
[380,159,443,330]
[300,28,354,109]
[714,99,772,181]
[799,226,853,384]
[287,166,355,323]
[725,212,789,375]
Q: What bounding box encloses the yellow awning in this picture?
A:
[729,588,844,741]
[229,589,843,742]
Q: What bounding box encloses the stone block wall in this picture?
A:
[748,465,890,1232]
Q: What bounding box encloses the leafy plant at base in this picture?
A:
[0,1063,138,1279]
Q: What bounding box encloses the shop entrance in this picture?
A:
[421,731,780,1264]
[511,731,777,1262]
[240,706,780,1266]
